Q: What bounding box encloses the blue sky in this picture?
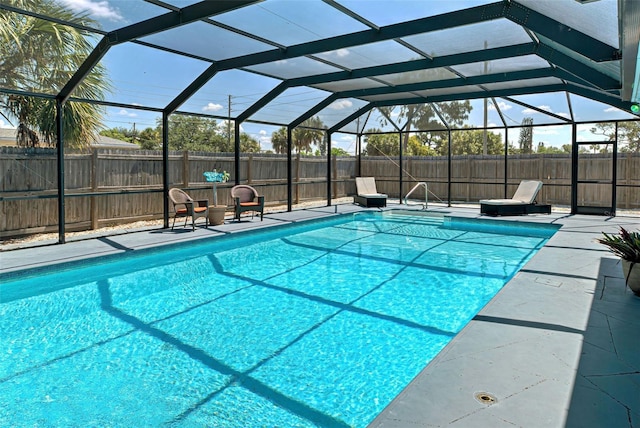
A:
[2,0,635,153]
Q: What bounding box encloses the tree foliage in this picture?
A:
[375,101,473,155]
[166,115,224,151]
[0,0,109,148]
[590,121,640,153]
[100,127,132,143]
[216,120,261,152]
[535,142,572,154]
[138,127,161,150]
[296,117,325,155]
[271,127,288,154]
[518,117,534,154]
[363,131,400,156]
[101,116,260,152]
[270,117,325,154]
[330,147,350,156]
[363,127,504,156]
[407,134,436,156]
[451,129,504,155]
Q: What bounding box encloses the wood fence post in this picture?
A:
[248,154,253,183]
[90,149,98,230]
[295,153,300,204]
[466,157,472,202]
[182,151,189,187]
[332,156,337,199]
[406,158,412,197]
[626,153,632,208]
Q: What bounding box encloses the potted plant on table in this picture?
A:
[598,226,640,296]
[203,170,230,225]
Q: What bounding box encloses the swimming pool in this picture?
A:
[0,212,559,427]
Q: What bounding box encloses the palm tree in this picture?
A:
[0,0,109,148]
[293,117,325,154]
[271,127,288,154]
[270,117,325,155]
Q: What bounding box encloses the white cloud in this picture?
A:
[216,120,246,133]
[59,0,123,21]
[203,103,223,112]
[259,130,267,136]
[534,125,570,137]
[328,48,350,58]
[520,105,572,119]
[488,100,512,111]
[329,100,353,110]
[522,105,556,115]
[258,134,271,151]
[604,107,618,113]
[118,109,137,117]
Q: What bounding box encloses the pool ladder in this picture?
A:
[404,182,428,210]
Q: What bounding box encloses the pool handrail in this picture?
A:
[404,182,428,210]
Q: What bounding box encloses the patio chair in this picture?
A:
[480,180,551,216]
[354,177,387,208]
[168,188,209,230]
[231,185,264,221]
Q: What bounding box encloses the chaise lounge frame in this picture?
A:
[354,177,387,208]
[480,180,551,216]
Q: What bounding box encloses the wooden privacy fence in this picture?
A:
[364,153,640,209]
[0,148,357,237]
[1,148,639,237]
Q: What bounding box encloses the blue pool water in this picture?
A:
[0,212,558,427]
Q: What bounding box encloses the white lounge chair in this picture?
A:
[480,180,550,216]
[354,177,387,208]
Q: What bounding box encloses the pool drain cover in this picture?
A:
[474,392,497,405]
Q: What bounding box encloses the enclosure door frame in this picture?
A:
[571,123,618,216]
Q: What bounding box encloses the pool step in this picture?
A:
[383,210,446,224]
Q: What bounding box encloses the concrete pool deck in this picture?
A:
[2,202,639,427]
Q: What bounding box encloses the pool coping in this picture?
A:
[2,202,640,427]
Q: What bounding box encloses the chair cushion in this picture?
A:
[176,208,188,215]
[356,177,383,196]
[194,207,207,213]
[479,199,526,205]
[359,193,387,197]
[240,202,260,207]
[512,180,542,203]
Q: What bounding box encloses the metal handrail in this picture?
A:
[404,182,428,209]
